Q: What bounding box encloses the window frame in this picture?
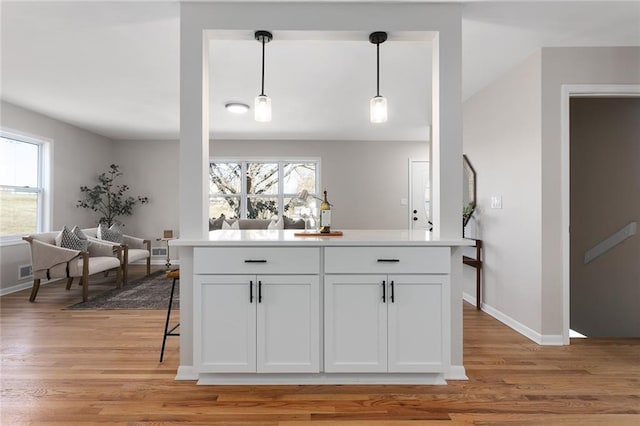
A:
[0,129,51,244]
[209,157,321,220]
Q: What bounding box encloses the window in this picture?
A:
[209,159,319,219]
[0,131,49,239]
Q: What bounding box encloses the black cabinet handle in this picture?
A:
[390,280,395,303]
[249,280,253,303]
[382,280,386,303]
[244,259,267,263]
[413,217,418,221]
[377,259,400,263]
[258,280,262,303]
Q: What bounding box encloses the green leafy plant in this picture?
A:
[77,164,148,226]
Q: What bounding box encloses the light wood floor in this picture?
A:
[1,265,639,425]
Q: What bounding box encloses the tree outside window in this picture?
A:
[209,160,319,220]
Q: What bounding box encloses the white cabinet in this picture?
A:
[194,274,319,373]
[325,274,449,373]
[324,246,450,374]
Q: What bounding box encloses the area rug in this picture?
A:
[66,270,179,310]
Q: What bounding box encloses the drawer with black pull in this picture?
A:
[194,247,320,274]
[324,246,450,274]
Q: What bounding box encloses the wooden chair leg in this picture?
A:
[29,279,41,302]
[146,256,151,276]
[66,277,74,290]
[116,267,122,289]
[81,253,89,302]
[104,271,109,277]
[123,262,129,287]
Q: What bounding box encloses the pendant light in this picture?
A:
[254,30,273,122]
[369,31,388,123]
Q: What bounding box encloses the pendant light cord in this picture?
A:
[376,42,380,97]
[260,37,266,96]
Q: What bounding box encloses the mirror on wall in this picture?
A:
[462,154,476,227]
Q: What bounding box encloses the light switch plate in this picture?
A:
[491,195,503,209]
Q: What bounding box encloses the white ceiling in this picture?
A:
[1,1,639,141]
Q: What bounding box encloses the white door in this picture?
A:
[256,275,320,373]
[324,275,387,373]
[195,275,256,373]
[387,274,448,373]
[409,160,431,230]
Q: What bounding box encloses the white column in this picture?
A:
[178,5,210,371]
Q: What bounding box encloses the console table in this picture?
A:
[462,238,482,310]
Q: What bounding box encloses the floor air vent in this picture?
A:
[19,264,33,280]
[152,247,167,257]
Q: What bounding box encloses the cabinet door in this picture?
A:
[387,274,449,373]
[195,275,256,373]
[324,275,387,372]
[256,275,319,373]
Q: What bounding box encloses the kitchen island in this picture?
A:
[171,229,473,385]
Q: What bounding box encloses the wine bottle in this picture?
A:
[319,189,331,233]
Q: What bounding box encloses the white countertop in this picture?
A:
[170,229,474,247]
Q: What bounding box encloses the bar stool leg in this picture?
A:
[160,277,178,362]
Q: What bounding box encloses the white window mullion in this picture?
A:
[278,161,284,217]
[240,161,247,219]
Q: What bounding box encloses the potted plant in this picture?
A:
[77,164,148,226]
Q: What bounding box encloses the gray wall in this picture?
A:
[463,51,543,333]
[0,100,115,292]
[463,46,640,342]
[570,97,640,337]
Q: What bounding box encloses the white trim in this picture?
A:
[175,365,198,381]
[462,291,476,307]
[0,281,33,297]
[584,222,636,264]
[0,276,56,297]
[0,127,52,238]
[0,238,30,248]
[560,84,640,346]
[445,365,468,380]
[196,372,447,385]
[474,300,563,346]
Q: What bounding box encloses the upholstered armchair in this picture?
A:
[83,228,151,285]
[23,233,122,302]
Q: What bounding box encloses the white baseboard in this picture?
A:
[464,291,564,346]
[462,291,477,307]
[0,277,58,297]
[1,262,181,296]
[445,365,468,380]
[175,365,198,381]
[0,281,33,296]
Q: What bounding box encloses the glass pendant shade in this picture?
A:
[254,95,272,122]
[370,95,388,123]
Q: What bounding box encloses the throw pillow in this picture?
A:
[268,216,284,230]
[71,226,88,242]
[97,223,124,243]
[209,214,226,231]
[283,215,305,229]
[55,225,89,251]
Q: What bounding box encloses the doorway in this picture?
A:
[409,160,431,230]
[569,97,640,337]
